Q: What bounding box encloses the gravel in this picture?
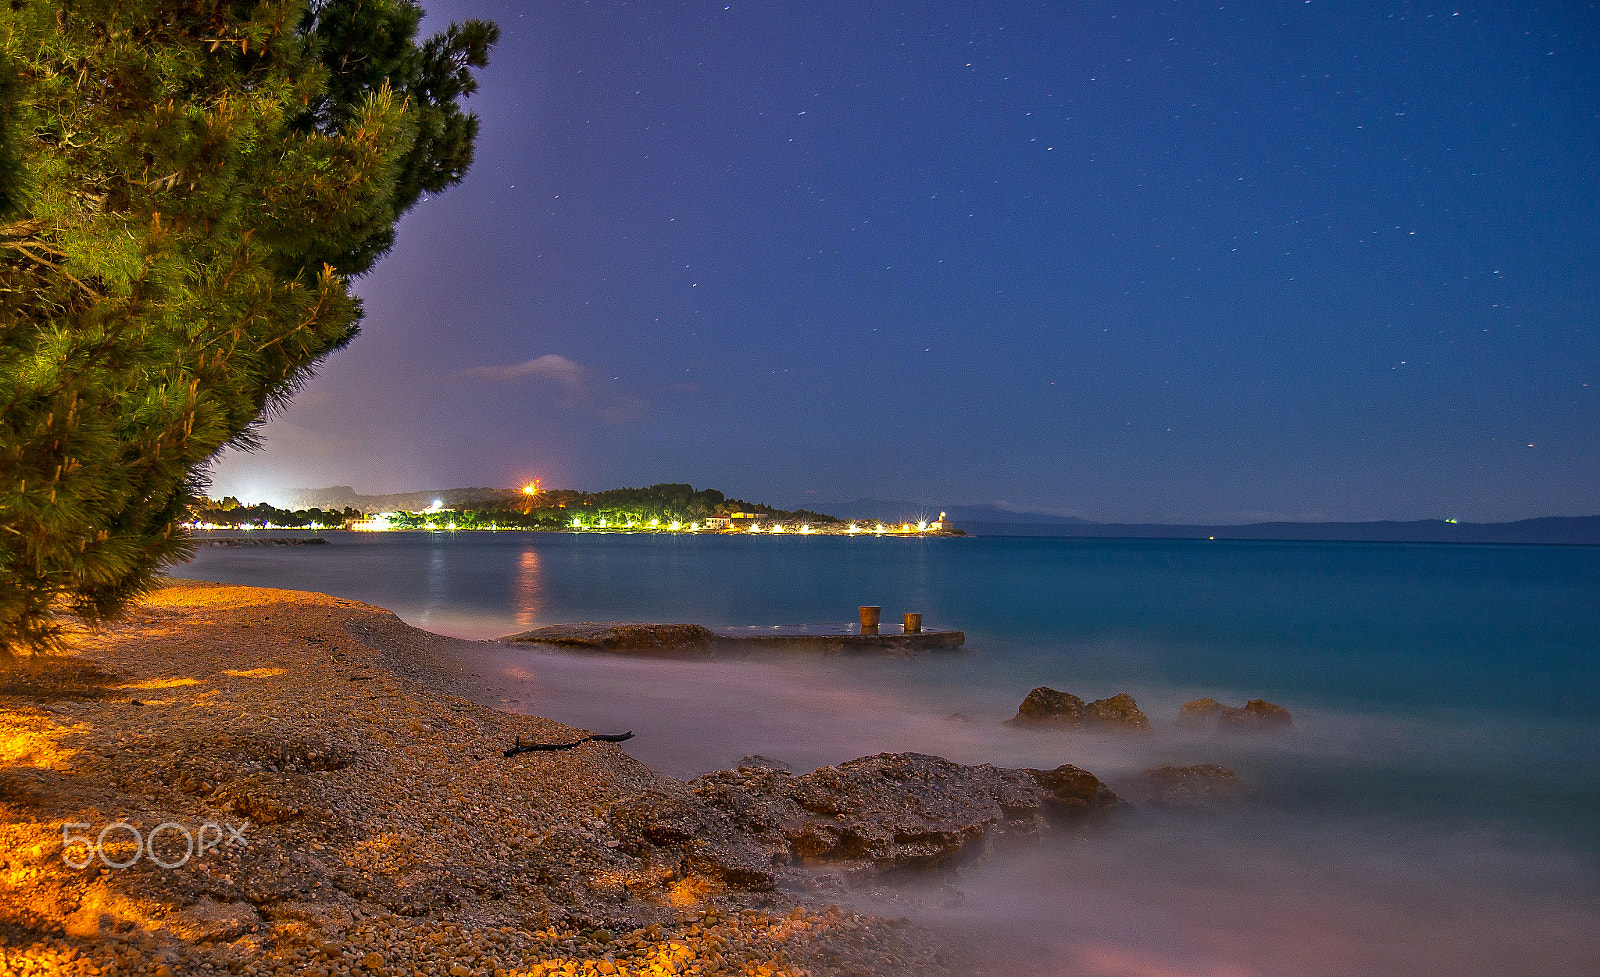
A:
[0,580,967,976]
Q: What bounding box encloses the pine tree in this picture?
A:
[0,0,496,655]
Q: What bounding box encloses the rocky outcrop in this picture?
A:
[688,752,1118,872]
[499,621,716,650]
[1122,764,1250,808]
[1083,692,1152,732]
[1177,697,1227,724]
[1009,687,1151,731]
[1008,687,1085,726]
[1179,697,1293,730]
[606,788,781,890]
[1220,699,1293,729]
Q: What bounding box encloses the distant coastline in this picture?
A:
[208,486,1600,546]
[956,515,1600,546]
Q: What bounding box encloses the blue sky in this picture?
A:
[212,0,1599,522]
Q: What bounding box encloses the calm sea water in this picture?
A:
[181,532,1600,975]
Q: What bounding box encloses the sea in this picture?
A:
[181,531,1600,976]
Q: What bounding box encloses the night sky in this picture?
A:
[211,0,1599,523]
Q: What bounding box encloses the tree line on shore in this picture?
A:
[188,498,365,530]
[189,483,842,531]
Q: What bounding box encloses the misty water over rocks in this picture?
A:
[183,532,1600,975]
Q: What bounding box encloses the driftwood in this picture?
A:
[503,731,634,757]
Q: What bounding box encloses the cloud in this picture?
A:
[459,354,651,423]
[462,354,590,391]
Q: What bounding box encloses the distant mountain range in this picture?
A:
[808,498,1600,545]
[957,515,1600,545]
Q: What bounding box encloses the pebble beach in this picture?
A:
[0,580,963,977]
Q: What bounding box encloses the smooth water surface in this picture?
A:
[182,532,1600,975]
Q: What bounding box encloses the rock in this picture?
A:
[1123,764,1250,808]
[1219,699,1293,730]
[606,788,778,890]
[1007,686,1085,727]
[1027,764,1122,814]
[1177,697,1227,724]
[1009,688,1151,732]
[690,752,1119,872]
[1178,697,1293,730]
[499,622,716,650]
[1082,692,1152,732]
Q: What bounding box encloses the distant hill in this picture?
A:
[281,486,519,512]
[958,515,1600,546]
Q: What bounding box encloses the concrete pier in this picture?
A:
[501,620,965,652]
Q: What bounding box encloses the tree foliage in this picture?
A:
[0,0,496,654]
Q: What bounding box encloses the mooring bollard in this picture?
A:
[904,612,923,634]
[859,606,881,635]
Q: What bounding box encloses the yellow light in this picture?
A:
[669,521,681,530]
[522,480,540,496]
[848,523,858,533]
[875,523,885,534]
[650,518,660,527]
[917,520,928,531]
[773,523,785,533]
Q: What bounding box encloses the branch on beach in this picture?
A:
[503,731,634,757]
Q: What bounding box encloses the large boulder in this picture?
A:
[689,752,1118,872]
[1083,692,1152,732]
[1007,686,1085,726]
[605,787,779,890]
[1177,697,1227,724]
[1028,763,1122,815]
[1220,699,1293,730]
[1122,764,1250,808]
[1009,687,1151,732]
[1178,697,1293,731]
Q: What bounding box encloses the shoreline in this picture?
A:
[0,579,1060,976]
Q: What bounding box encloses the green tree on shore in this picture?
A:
[0,0,496,655]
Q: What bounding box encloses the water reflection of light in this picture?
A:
[419,545,447,625]
[513,548,543,629]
